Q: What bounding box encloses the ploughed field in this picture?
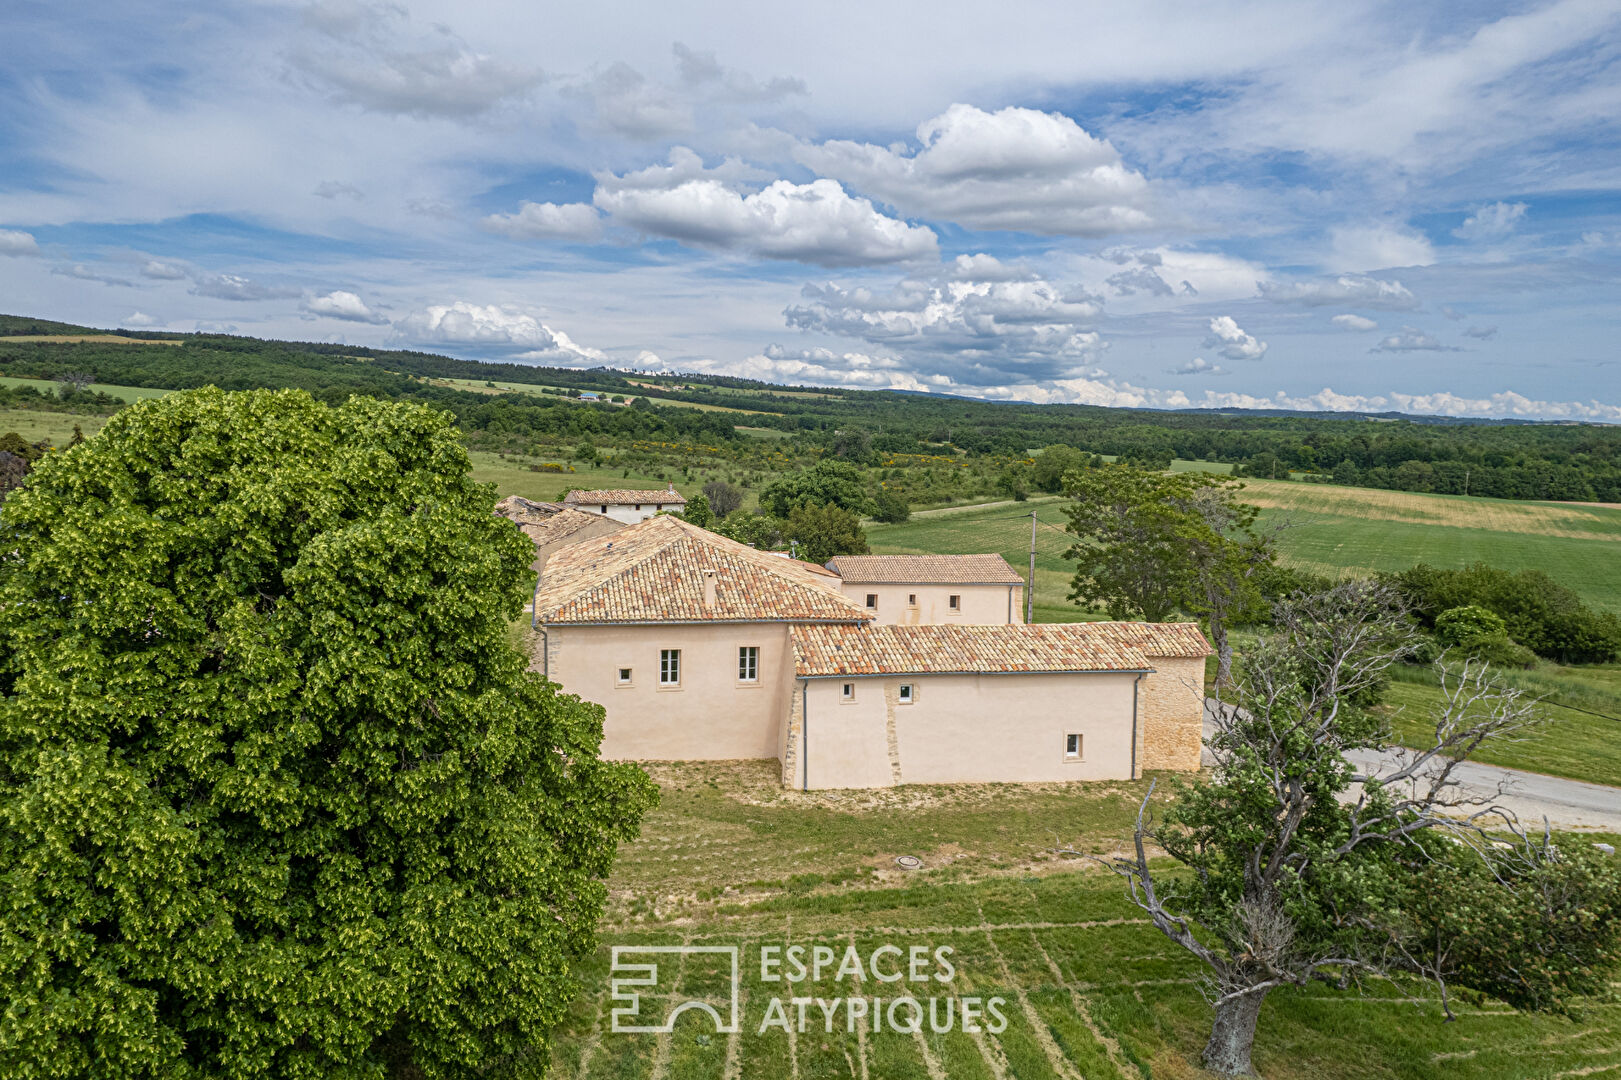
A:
[544,763,1621,1080]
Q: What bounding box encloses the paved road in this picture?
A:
[1203,699,1621,833]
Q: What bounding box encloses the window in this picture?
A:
[738,645,759,682]
[948,594,961,611]
[866,593,878,609]
[841,682,854,700]
[907,593,917,606]
[898,684,913,704]
[634,504,642,511]
[599,505,607,514]
[617,667,633,685]
[1065,733,1082,760]
[659,649,681,686]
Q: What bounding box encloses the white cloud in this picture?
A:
[566,44,805,139]
[1259,274,1420,310]
[302,289,387,324]
[714,345,952,391]
[782,259,1104,387]
[1370,326,1463,353]
[796,103,1152,235]
[53,263,134,286]
[0,229,40,256]
[482,201,604,242]
[190,273,301,301]
[140,259,188,280]
[288,1,542,118]
[1327,223,1435,272]
[1462,324,1499,340]
[1453,201,1528,241]
[1204,315,1267,361]
[123,311,160,327]
[1330,313,1378,331]
[1171,357,1227,376]
[594,148,937,266]
[393,301,606,364]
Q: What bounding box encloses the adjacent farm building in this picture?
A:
[525,512,1209,788]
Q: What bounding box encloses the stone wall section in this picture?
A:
[1138,656,1207,772]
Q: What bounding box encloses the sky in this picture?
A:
[2,1,1620,420]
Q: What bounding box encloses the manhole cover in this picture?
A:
[894,855,923,871]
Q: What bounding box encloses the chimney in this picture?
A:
[701,568,717,608]
[668,481,675,493]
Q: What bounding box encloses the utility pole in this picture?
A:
[1463,467,1470,497]
[1026,509,1037,623]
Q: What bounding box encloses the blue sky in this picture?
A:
[2,0,1620,419]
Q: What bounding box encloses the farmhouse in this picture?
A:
[527,515,1209,788]
[563,485,687,523]
[826,553,1025,624]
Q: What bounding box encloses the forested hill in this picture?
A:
[2,313,1618,502]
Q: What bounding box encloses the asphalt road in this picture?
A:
[1203,699,1621,833]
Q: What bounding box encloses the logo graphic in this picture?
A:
[610,945,741,1034]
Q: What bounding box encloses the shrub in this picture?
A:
[1435,604,1507,646]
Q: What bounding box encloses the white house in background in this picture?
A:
[825,554,1025,625]
[562,485,687,524]
[528,515,1211,789]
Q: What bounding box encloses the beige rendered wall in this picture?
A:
[791,671,1138,789]
[539,622,792,761]
[1138,656,1207,772]
[578,503,679,525]
[834,582,1023,625]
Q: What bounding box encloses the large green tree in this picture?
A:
[758,459,871,517]
[0,388,656,1079]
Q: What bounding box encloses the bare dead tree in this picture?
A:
[57,372,95,394]
[1097,580,1544,1076]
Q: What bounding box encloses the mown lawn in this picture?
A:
[546,761,1621,1080]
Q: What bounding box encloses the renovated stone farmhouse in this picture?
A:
[527,514,1210,789]
[563,485,687,524]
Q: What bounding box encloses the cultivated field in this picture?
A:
[0,333,183,345]
[542,761,1621,1080]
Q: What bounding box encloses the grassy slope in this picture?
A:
[0,374,175,404]
[544,761,1621,1080]
[0,408,113,445]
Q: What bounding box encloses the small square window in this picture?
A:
[738,645,759,682]
[660,649,681,686]
[617,667,632,684]
[1065,733,1082,760]
[898,684,913,703]
[866,593,879,609]
[907,594,917,606]
[841,682,854,700]
[948,594,961,611]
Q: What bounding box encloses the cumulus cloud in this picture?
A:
[1462,324,1499,340]
[593,148,936,266]
[1171,357,1226,376]
[123,311,160,327]
[1454,201,1528,241]
[302,289,387,323]
[1203,315,1267,361]
[0,229,40,256]
[393,301,606,364]
[1331,313,1378,331]
[795,103,1152,235]
[482,201,604,242]
[140,259,189,280]
[716,345,953,392]
[1259,274,1420,310]
[1328,223,1435,272]
[1371,326,1463,353]
[53,263,134,287]
[289,1,542,117]
[781,259,1104,390]
[190,273,301,301]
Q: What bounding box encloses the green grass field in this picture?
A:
[541,761,1621,1080]
[0,375,175,405]
[0,407,113,446]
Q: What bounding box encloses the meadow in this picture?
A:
[0,375,175,405]
[542,761,1621,1080]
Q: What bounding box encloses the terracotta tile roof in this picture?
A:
[536,515,872,625]
[563,488,687,506]
[496,496,623,548]
[791,623,1168,677]
[826,553,1025,584]
[1082,621,1214,658]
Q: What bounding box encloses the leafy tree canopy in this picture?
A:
[758,460,871,517]
[782,502,869,564]
[0,387,656,1079]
